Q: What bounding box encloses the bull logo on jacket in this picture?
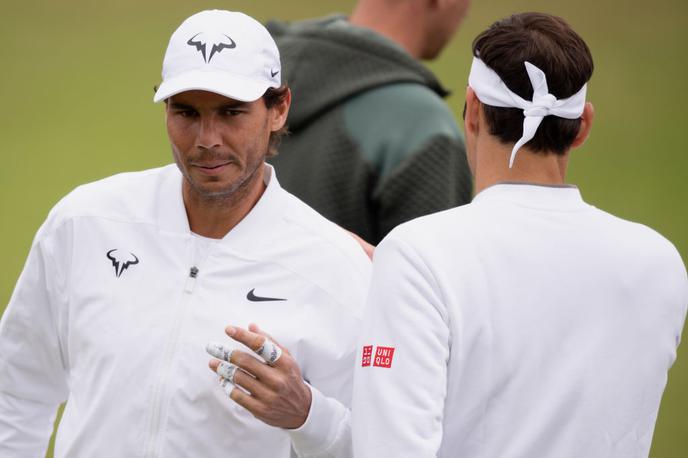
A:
[106,249,140,278]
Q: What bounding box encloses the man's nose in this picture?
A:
[197,116,222,150]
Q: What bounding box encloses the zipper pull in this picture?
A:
[184,266,199,293]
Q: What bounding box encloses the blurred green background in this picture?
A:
[1,0,686,456]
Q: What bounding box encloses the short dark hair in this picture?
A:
[262,85,290,158]
[472,12,594,155]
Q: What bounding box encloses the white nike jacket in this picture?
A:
[352,183,688,458]
[0,164,371,457]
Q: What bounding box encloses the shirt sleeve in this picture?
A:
[372,135,472,244]
[287,383,352,458]
[0,228,70,455]
[286,274,368,458]
[352,235,450,457]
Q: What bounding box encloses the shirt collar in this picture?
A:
[472,181,591,211]
[156,163,287,247]
[219,164,286,251]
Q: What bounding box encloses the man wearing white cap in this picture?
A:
[352,12,687,458]
[0,10,370,457]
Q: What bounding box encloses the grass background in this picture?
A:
[0,0,686,456]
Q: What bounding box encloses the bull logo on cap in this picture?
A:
[187,32,236,63]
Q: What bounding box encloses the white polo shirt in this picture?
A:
[352,183,687,458]
[0,164,371,457]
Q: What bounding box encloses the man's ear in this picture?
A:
[270,88,291,132]
[464,86,481,136]
[571,102,594,149]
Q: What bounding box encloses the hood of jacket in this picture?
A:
[266,15,449,131]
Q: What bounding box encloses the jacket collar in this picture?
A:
[473,181,591,212]
[156,163,287,248]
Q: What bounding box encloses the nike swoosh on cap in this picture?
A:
[246,288,287,302]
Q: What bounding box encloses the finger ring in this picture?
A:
[256,338,282,366]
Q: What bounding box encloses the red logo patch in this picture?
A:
[373,346,395,368]
[361,345,373,367]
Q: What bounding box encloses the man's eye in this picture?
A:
[224,109,244,116]
[177,110,197,118]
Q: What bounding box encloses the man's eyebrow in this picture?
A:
[169,102,196,110]
[168,101,250,111]
[220,101,249,110]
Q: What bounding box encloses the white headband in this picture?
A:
[468,57,587,168]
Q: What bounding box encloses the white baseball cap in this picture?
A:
[153,10,281,103]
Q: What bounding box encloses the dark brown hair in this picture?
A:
[262,85,290,158]
[472,12,594,154]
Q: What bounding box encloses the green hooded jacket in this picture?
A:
[267,15,472,244]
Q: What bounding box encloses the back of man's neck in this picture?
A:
[474,148,569,195]
[349,3,424,59]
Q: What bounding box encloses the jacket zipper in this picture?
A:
[143,265,199,457]
[185,266,199,293]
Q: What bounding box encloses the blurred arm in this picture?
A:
[352,236,450,457]
[0,234,70,455]
[287,296,367,458]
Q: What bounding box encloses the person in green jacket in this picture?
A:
[267,0,472,244]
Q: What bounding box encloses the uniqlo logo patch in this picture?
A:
[361,345,373,367]
[373,346,395,368]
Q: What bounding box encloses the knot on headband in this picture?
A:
[468,57,587,168]
[524,93,557,117]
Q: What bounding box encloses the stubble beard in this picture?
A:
[173,145,267,209]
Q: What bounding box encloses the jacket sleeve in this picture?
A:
[287,383,352,458]
[285,272,369,458]
[372,135,472,244]
[0,227,70,455]
[351,235,450,457]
